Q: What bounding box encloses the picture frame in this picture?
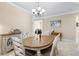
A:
[50,20,61,28]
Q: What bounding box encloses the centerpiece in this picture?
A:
[35,29,42,42]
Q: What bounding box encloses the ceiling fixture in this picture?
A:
[32,2,46,17]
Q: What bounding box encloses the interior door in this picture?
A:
[76,16,79,50]
[33,20,43,35]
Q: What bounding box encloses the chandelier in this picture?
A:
[32,2,46,17]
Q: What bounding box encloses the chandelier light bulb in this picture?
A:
[42,9,45,13]
[34,12,37,14]
[37,7,41,11]
[40,11,42,14]
[32,9,36,12]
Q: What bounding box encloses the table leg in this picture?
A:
[37,50,41,56]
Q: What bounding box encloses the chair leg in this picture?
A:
[54,46,58,56]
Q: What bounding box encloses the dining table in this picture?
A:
[23,35,56,56]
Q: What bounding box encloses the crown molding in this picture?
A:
[7,2,31,15]
[32,10,79,20]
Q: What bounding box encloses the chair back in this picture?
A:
[50,34,60,56]
[11,37,25,56]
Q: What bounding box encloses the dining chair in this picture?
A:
[11,37,37,56]
[41,34,60,56]
[21,32,28,39]
[11,37,25,56]
[50,34,60,56]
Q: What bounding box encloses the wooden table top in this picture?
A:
[23,35,55,48]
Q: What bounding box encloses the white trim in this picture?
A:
[7,2,31,15]
[33,10,79,20]
[1,0,79,2]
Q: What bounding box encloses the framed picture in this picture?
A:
[50,20,61,28]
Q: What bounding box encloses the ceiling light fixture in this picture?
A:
[32,2,46,17]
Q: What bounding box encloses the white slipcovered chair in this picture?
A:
[41,34,60,56]
[11,37,25,56]
[50,34,60,56]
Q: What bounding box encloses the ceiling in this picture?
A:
[12,2,79,18]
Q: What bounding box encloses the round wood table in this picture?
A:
[23,35,54,56]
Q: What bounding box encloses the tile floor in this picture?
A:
[57,39,79,56]
[3,51,14,56]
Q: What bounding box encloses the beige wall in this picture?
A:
[43,13,77,40]
[0,3,32,55]
[0,3,32,34]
